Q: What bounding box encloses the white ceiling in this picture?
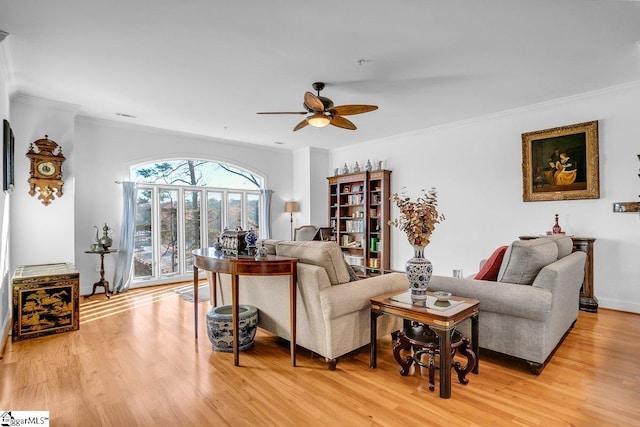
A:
[1,0,639,151]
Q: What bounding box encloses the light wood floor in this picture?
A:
[1,283,639,426]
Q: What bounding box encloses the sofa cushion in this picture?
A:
[474,245,508,281]
[544,234,573,259]
[276,241,350,285]
[428,275,552,322]
[497,238,558,285]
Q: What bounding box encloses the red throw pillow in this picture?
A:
[474,246,508,281]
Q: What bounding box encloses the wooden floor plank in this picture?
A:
[1,283,639,426]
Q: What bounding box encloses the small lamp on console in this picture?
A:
[284,201,299,240]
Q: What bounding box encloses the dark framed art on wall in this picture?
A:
[522,120,600,202]
[3,119,15,193]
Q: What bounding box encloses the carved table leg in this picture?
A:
[413,345,437,392]
[428,349,436,391]
[452,337,476,385]
[393,331,415,376]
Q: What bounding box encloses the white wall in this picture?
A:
[10,95,78,271]
[291,147,311,234]
[330,81,640,314]
[309,148,330,227]
[291,147,330,231]
[73,117,294,294]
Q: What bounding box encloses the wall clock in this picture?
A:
[26,135,65,205]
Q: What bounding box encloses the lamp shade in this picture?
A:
[307,113,331,128]
[284,201,299,213]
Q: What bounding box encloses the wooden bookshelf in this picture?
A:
[328,170,391,277]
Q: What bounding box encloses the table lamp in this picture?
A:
[284,201,299,240]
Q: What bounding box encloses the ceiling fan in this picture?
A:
[257,82,378,131]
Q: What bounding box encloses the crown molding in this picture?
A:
[11,92,81,114]
[333,78,640,153]
[75,114,289,154]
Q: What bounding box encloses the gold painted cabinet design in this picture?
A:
[12,263,79,341]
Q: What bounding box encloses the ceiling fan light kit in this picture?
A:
[257,82,378,131]
[307,113,331,128]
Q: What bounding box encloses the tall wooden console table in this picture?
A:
[192,248,298,367]
[519,236,597,312]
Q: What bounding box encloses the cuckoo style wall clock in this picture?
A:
[26,135,65,205]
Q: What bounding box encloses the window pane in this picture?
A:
[227,192,242,230]
[246,193,260,237]
[184,190,201,271]
[159,189,179,276]
[134,189,153,279]
[207,191,222,246]
[134,160,262,189]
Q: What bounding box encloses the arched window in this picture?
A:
[131,159,265,284]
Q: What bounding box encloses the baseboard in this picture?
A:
[597,298,640,315]
[0,314,10,359]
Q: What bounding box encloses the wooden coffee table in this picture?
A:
[370,290,480,399]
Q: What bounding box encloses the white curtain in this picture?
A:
[260,189,273,239]
[113,181,137,292]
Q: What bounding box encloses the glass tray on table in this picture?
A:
[390,291,464,312]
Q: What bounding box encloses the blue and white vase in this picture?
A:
[245,229,258,247]
[405,245,432,303]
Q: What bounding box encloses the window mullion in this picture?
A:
[152,186,160,280]
[177,187,185,276]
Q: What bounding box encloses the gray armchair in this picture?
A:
[294,225,319,241]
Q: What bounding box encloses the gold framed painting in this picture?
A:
[522,120,600,202]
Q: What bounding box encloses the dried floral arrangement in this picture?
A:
[389,187,445,247]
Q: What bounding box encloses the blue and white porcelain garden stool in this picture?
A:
[206,305,258,352]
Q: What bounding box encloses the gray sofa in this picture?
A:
[427,235,587,374]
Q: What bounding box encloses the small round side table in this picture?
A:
[84,249,119,299]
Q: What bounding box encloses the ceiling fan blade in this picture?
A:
[304,92,325,112]
[330,115,357,130]
[293,118,309,131]
[257,111,307,115]
[331,105,378,116]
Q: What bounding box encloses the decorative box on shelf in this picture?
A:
[12,263,80,342]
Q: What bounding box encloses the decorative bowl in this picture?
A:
[433,291,452,302]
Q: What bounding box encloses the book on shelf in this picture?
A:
[344,254,364,266]
[345,219,364,233]
[347,194,363,205]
